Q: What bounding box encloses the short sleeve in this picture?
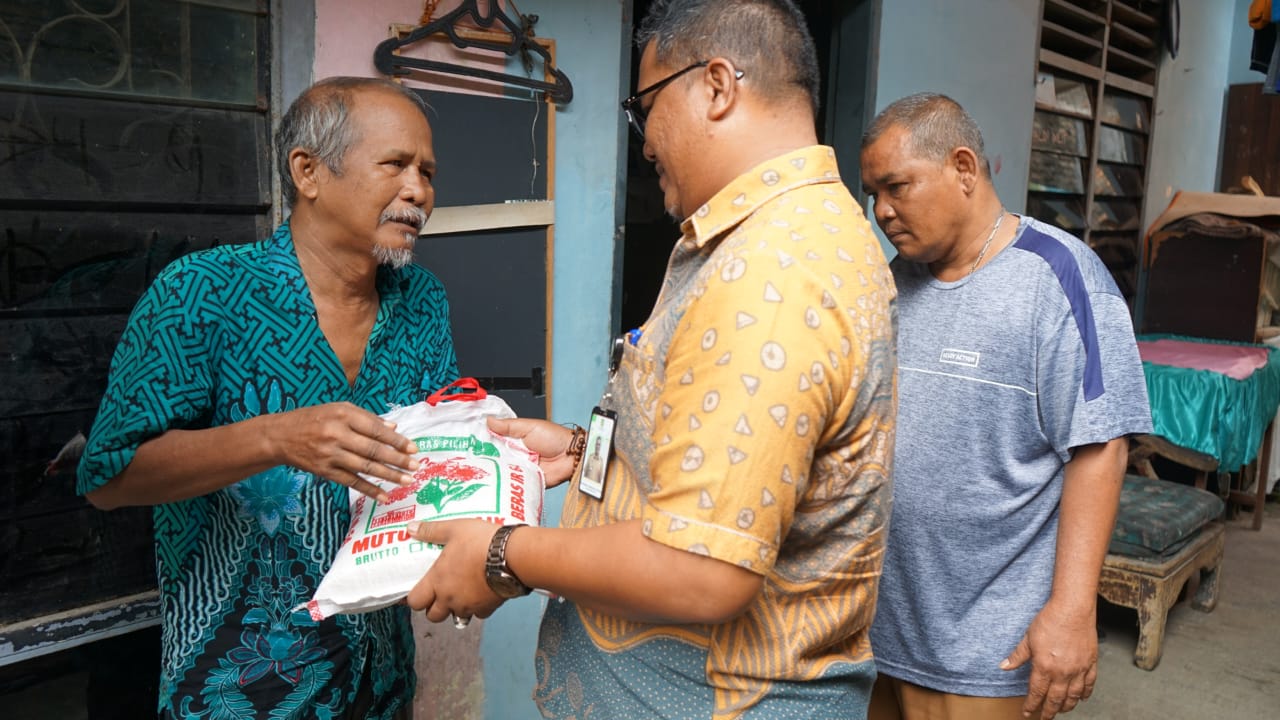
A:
[641,243,858,575]
[77,262,216,494]
[1037,288,1152,457]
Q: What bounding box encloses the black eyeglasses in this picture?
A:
[620,61,744,141]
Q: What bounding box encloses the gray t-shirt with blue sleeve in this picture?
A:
[871,215,1152,696]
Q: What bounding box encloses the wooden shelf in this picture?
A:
[1043,20,1104,52]
[1045,0,1106,29]
[1036,101,1094,121]
[1108,44,1156,73]
[1109,21,1156,52]
[1100,118,1149,134]
[1029,1,1162,308]
[1040,48,1103,80]
[1105,71,1154,98]
[1111,1,1160,32]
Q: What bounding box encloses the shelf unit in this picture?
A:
[1026,0,1164,308]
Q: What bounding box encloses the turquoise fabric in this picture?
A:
[1109,475,1224,558]
[1140,333,1280,470]
[78,223,458,719]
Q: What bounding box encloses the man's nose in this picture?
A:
[873,199,894,222]
[400,168,432,206]
[642,139,657,163]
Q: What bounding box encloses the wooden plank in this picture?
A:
[1220,83,1280,196]
[1043,19,1103,50]
[419,200,555,236]
[1045,0,1106,28]
[1110,21,1155,51]
[1036,101,1094,121]
[1107,44,1156,72]
[1105,72,1154,98]
[1111,1,1159,31]
[1040,48,1103,80]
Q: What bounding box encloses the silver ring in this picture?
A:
[453,615,471,629]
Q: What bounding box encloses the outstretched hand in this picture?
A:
[406,519,507,623]
[1001,603,1098,719]
[487,416,579,487]
[273,402,419,502]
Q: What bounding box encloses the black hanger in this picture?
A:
[373,0,573,104]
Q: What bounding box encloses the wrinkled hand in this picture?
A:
[487,416,578,487]
[275,402,418,502]
[406,519,506,623]
[1001,603,1098,719]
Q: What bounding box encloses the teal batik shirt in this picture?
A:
[77,223,458,719]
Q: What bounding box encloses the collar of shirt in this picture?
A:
[680,145,843,249]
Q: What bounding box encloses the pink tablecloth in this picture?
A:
[1137,338,1270,381]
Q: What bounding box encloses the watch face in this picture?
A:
[486,569,529,599]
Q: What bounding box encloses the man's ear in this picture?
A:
[951,146,981,194]
[289,148,322,201]
[704,57,741,122]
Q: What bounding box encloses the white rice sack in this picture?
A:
[303,385,544,620]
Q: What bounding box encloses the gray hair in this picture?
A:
[635,0,821,117]
[276,76,429,207]
[863,92,991,177]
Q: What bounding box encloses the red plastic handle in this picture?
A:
[425,377,489,406]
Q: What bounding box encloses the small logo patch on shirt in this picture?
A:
[940,348,980,367]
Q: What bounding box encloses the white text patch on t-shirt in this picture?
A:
[939,348,980,367]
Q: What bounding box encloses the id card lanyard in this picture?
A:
[576,334,629,499]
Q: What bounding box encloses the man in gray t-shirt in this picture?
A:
[860,93,1151,720]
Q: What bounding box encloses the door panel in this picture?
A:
[412,89,550,418]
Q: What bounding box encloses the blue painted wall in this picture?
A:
[1228,0,1267,87]
[871,0,1040,217]
[480,2,631,718]
[1143,1,1239,231]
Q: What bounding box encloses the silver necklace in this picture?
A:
[968,209,1006,277]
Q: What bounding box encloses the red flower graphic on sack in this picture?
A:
[383,458,487,512]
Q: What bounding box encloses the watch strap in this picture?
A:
[486,524,532,597]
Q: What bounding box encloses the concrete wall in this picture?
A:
[473,2,630,717]
[871,0,1040,216]
[308,1,629,717]
[1143,1,1240,233]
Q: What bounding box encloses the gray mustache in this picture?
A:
[379,207,428,231]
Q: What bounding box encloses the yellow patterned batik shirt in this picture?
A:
[535,146,897,720]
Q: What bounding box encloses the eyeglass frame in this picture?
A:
[620,60,744,141]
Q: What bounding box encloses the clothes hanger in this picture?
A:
[373,0,573,104]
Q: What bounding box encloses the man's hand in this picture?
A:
[274,402,420,502]
[487,416,578,487]
[405,519,507,623]
[1001,602,1098,719]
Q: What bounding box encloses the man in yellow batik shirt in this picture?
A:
[404,2,897,718]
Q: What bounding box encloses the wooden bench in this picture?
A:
[1098,474,1226,670]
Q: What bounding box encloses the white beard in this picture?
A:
[372,240,414,269]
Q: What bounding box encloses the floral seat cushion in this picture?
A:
[1109,475,1224,559]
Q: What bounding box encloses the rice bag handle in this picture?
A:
[425,377,489,406]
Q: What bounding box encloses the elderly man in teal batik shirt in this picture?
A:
[77,77,457,720]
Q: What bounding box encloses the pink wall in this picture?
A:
[314,0,510,96]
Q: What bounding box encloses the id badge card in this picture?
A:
[576,406,617,500]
